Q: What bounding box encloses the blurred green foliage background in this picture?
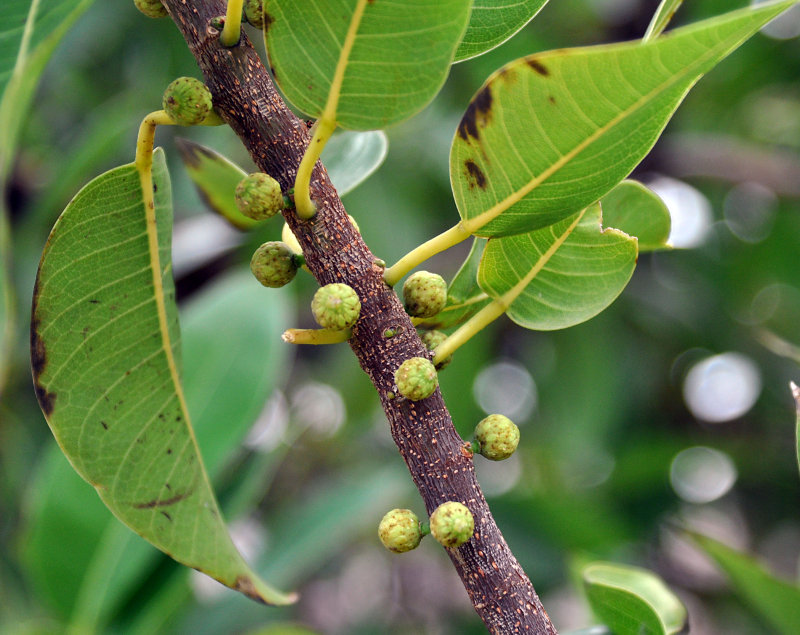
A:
[2,1,800,633]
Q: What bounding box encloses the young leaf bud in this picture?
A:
[311,283,361,330]
[430,502,474,548]
[162,77,214,126]
[403,271,447,318]
[419,329,452,369]
[474,414,520,461]
[134,0,168,18]
[378,509,423,553]
[394,357,438,401]
[250,241,298,288]
[243,0,265,28]
[235,173,284,220]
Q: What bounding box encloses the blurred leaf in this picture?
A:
[0,0,95,390]
[178,131,388,229]
[643,0,685,42]
[454,0,549,62]
[176,139,256,230]
[264,0,471,129]
[30,150,292,605]
[323,130,388,196]
[601,180,671,252]
[794,382,800,475]
[418,237,491,330]
[450,0,797,238]
[583,562,688,635]
[478,205,637,331]
[243,625,319,635]
[687,531,800,635]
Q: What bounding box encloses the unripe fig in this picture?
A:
[250,241,298,288]
[474,414,520,461]
[419,329,452,369]
[134,0,168,18]
[243,0,265,28]
[430,502,474,548]
[378,509,423,553]
[235,173,284,220]
[394,357,438,401]
[162,77,214,126]
[403,271,447,318]
[311,283,361,330]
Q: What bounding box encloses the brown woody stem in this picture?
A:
[161,3,556,632]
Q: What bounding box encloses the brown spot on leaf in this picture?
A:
[133,489,193,509]
[526,58,549,76]
[161,511,172,522]
[30,279,57,416]
[465,160,487,190]
[457,85,493,142]
[263,12,274,35]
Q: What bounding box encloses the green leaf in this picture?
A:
[418,237,491,330]
[178,132,388,228]
[644,0,685,42]
[263,0,471,129]
[687,531,800,635]
[450,0,797,238]
[794,382,800,475]
[583,562,688,635]
[601,180,671,252]
[0,0,96,391]
[477,204,637,331]
[30,150,294,606]
[454,0,549,62]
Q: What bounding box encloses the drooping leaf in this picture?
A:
[687,531,800,635]
[583,562,688,635]
[643,0,685,42]
[454,0,549,62]
[30,150,293,605]
[0,0,96,390]
[417,237,491,330]
[178,131,388,229]
[601,180,671,252]
[477,204,637,331]
[23,270,293,625]
[793,382,800,475]
[263,0,471,129]
[450,0,797,238]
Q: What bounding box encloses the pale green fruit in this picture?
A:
[474,414,520,461]
[430,502,474,548]
[378,509,423,553]
[243,0,265,27]
[250,242,298,288]
[134,0,168,18]
[403,271,447,318]
[162,77,213,126]
[311,283,361,330]
[394,357,438,401]
[236,173,284,220]
[419,329,452,369]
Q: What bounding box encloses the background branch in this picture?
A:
[162,2,556,632]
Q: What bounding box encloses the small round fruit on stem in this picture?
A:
[134,0,168,18]
[235,173,285,220]
[394,357,438,401]
[403,271,447,318]
[311,284,361,330]
[429,502,474,548]
[243,0,265,27]
[162,77,214,126]
[419,329,452,369]
[378,509,424,553]
[250,241,299,288]
[474,414,520,461]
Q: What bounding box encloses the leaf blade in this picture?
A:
[451,0,797,238]
[264,0,471,129]
[601,180,671,252]
[30,150,293,605]
[454,0,549,62]
[643,0,685,42]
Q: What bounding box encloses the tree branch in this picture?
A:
[162,3,556,632]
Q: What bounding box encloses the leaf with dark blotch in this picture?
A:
[30,150,294,606]
[601,180,671,252]
[478,204,637,331]
[583,561,688,635]
[451,0,797,238]
[454,0,549,63]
